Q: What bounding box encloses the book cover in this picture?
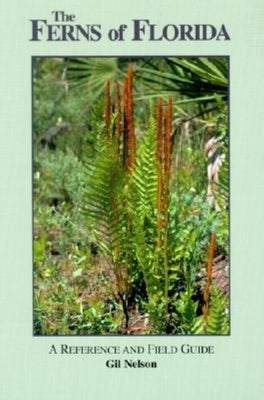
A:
[0,1,263,399]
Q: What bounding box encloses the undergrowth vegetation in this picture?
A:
[33,57,229,335]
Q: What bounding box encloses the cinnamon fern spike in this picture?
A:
[163,96,172,215]
[156,98,164,249]
[123,75,129,169]
[123,64,136,172]
[164,97,172,187]
[127,64,135,167]
[163,97,172,321]
[115,81,122,157]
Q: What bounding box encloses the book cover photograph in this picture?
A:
[33,56,229,337]
[0,1,263,400]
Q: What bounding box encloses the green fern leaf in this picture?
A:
[206,285,229,334]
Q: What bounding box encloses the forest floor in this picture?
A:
[76,253,229,335]
[34,216,229,335]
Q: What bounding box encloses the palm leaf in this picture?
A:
[67,58,124,99]
[136,57,228,105]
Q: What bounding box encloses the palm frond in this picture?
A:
[136,57,228,105]
[67,58,123,99]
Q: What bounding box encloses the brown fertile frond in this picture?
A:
[115,81,122,157]
[156,98,164,247]
[123,75,129,169]
[123,64,136,172]
[164,96,172,183]
[163,97,173,221]
[156,98,163,170]
[127,64,135,166]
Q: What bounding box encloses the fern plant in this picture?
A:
[82,131,131,326]
[80,64,229,334]
[129,114,167,331]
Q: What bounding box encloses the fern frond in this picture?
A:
[129,115,157,219]
[81,138,127,257]
[191,315,207,335]
[128,115,167,308]
[206,284,229,334]
[174,290,201,334]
